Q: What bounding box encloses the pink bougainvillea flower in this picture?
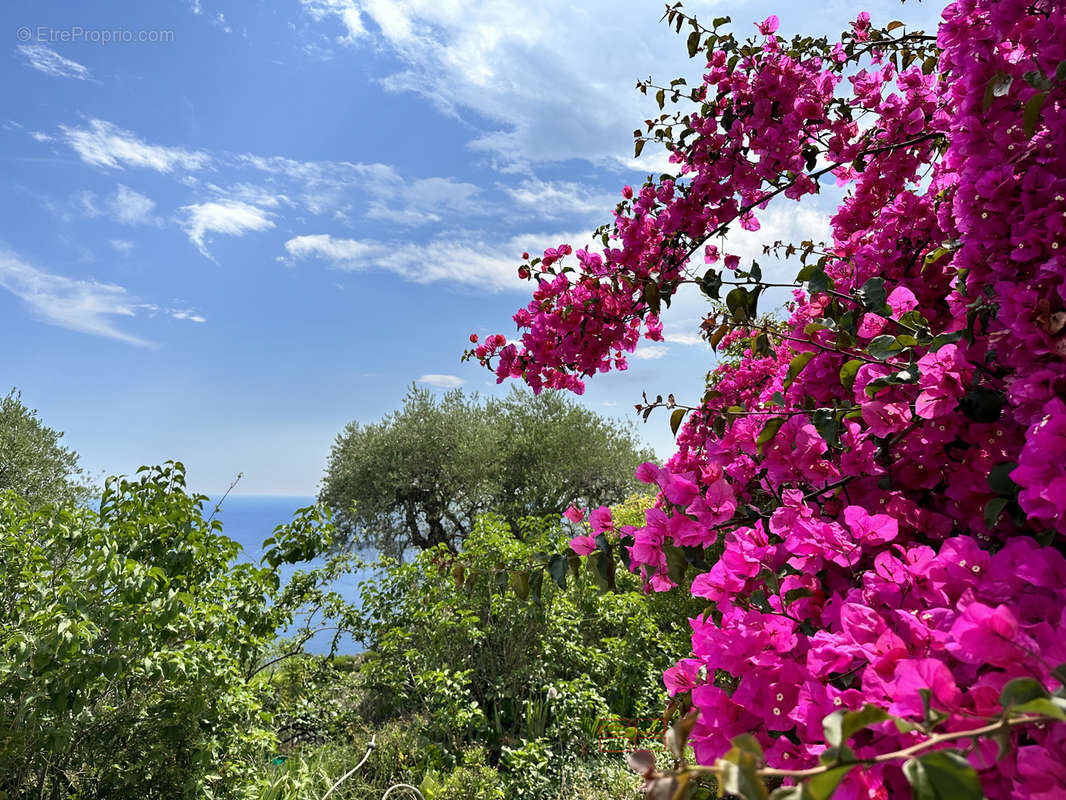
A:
[569,535,597,556]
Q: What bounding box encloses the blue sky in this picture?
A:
[1,0,942,495]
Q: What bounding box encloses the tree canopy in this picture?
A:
[0,389,92,508]
[318,385,653,556]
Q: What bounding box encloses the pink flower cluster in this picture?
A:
[486,1,1066,796]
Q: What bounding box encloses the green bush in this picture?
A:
[353,510,701,773]
[0,463,349,800]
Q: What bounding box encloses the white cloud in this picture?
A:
[663,330,705,346]
[301,0,368,42]
[180,200,275,256]
[418,374,464,389]
[18,45,92,80]
[298,1,940,169]
[110,239,135,253]
[61,119,210,172]
[111,185,157,224]
[0,249,150,345]
[505,179,617,219]
[295,1,709,167]
[283,234,377,264]
[206,181,290,209]
[168,309,207,323]
[633,344,669,360]
[74,184,158,225]
[30,131,54,143]
[283,229,591,291]
[240,153,480,222]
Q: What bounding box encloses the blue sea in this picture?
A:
[207,494,374,655]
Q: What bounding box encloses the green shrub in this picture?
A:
[353,511,700,765]
[0,463,349,800]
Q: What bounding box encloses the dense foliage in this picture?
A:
[348,501,700,798]
[319,385,652,556]
[473,0,1066,797]
[0,464,350,800]
[0,388,92,508]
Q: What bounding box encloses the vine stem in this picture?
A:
[695,713,1053,782]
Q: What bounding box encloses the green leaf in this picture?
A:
[687,30,701,58]
[929,330,963,350]
[812,409,840,447]
[1023,92,1047,137]
[783,587,814,606]
[664,544,688,585]
[1012,697,1066,722]
[634,138,646,158]
[730,733,765,760]
[904,751,983,800]
[983,73,1013,111]
[643,282,661,315]
[867,335,902,360]
[1000,677,1049,708]
[528,569,543,603]
[757,416,786,456]
[726,287,749,320]
[700,268,723,300]
[808,269,831,294]
[509,570,530,601]
[922,246,952,271]
[807,764,855,800]
[547,554,568,589]
[983,497,1008,531]
[839,359,862,392]
[837,704,889,744]
[856,277,887,311]
[899,310,930,330]
[670,408,687,437]
[721,737,769,800]
[785,352,816,390]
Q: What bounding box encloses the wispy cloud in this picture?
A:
[282,229,591,291]
[75,184,158,225]
[167,308,207,323]
[0,249,149,345]
[110,239,135,253]
[240,153,480,222]
[633,344,669,360]
[418,374,464,389]
[300,0,367,43]
[504,179,617,219]
[110,184,157,224]
[180,200,275,256]
[18,45,92,80]
[663,331,707,346]
[61,119,210,172]
[296,0,708,167]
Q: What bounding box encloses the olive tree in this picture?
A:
[318,385,653,556]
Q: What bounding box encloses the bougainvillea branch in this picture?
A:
[476,0,1066,796]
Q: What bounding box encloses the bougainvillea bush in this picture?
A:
[470,0,1066,797]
